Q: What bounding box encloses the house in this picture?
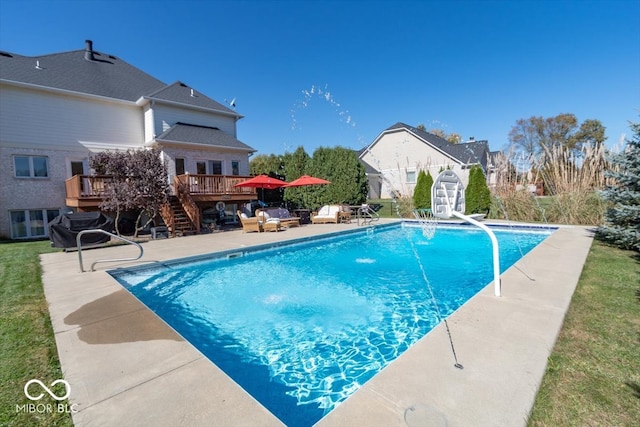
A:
[359,122,494,199]
[0,40,258,239]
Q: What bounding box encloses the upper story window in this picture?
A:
[231,161,239,176]
[209,160,222,175]
[175,158,185,175]
[14,155,49,178]
[196,161,206,174]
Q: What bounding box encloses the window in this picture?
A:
[231,161,240,176]
[208,160,222,175]
[70,161,85,176]
[14,155,49,178]
[406,170,416,183]
[10,209,60,239]
[175,158,185,175]
[196,161,206,175]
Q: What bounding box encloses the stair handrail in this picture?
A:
[356,203,380,225]
[160,201,176,237]
[174,176,201,233]
[76,229,144,272]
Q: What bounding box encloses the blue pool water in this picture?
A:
[110,223,553,426]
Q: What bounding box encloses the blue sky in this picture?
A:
[1,0,638,155]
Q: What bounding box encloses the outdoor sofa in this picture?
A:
[256,208,301,228]
[311,205,348,224]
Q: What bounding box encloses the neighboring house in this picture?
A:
[359,122,495,199]
[0,40,257,239]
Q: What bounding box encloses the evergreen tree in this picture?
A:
[596,120,640,252]
[250,154,284,178]
[307,146,368,208]
[465,165,491,214]
[413,170,433,209]
[282,146,310,207]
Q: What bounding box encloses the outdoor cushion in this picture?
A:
[256,208,301,227]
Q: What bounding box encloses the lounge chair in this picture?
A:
[311,205,342,224]
[256,211,282,232]
[256,208,301,228]
[237,210,261,233]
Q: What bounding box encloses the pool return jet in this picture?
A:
[431,170,502,297]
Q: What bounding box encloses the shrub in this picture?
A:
[466,165,491,214]
[413,170,433,209]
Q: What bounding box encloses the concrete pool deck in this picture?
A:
[39,219,594,426]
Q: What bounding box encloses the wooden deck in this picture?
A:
[65,174,257,209]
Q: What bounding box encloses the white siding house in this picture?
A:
[0,40,256,239]
[360,122,491,199]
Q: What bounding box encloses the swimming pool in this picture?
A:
[109,223,553,426]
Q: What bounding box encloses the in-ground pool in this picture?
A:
[109,223,554,426]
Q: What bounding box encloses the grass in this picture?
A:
[0,240,73,427]
[1,238,637,426]
[528,241,640,426]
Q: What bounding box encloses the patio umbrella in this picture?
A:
[234,174,288,200]
[283,175,331,208]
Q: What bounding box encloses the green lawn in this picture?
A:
[1,239,638,426]
[528,241,640,426]
[0,240,73,427]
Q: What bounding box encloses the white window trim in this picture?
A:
[405,169,417,184]
[10,208,60,239]
[207,159,223,175]
[66,157,88,178]
[231,160,240,176]
[13,155,50,178]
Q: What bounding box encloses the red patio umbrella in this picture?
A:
[283,175,331,208]
[235,174,288,200]
[283,175,331,187]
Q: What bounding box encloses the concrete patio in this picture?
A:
[39,220,594,426]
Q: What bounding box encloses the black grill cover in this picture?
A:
[49,212,114,248]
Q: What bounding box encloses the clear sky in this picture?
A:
[1,0,638,155]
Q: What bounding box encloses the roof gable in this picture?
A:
[365,122,488,167]
[146,81,239,116]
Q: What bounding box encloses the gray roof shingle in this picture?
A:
[155,122,254,152]
[0,41,237,116]
[146,81,238,114]
[0,46,165,102]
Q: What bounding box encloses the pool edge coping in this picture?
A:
[38,220,593,427]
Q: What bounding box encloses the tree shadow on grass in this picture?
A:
[625,381,640,399]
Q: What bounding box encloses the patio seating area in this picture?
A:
[256,208,301,228]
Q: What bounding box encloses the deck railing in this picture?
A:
[174,174,256,196]
[65,174,256,200]
[65,175,111,199]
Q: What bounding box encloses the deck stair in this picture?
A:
[163,196,198,237]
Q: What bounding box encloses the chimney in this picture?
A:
[84,40,95,61]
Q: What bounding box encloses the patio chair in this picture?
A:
[256,211,282,232]
[311,205,341,224]
[237,210,262,233]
